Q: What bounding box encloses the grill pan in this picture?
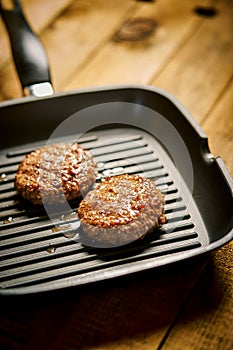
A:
[0,1,232,295]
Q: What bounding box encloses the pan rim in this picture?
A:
[0,84,207,138]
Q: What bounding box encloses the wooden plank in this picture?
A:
[41,0,137,91]
[0,259,208,350]
[0,62,22,100]
[0,0,137,100]
[159,241,233,350]
[153,0,233,123]
[20,0,74,31]
[0,0,74,100]
[0,16,21,99]
[202,77,233,175]
[63,0,204,91]
[0,0,74,66]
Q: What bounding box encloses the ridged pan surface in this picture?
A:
[0,127,209,295]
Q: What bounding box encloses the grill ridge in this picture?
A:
[0,130,204,292]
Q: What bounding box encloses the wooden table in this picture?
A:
[0,1,232,349]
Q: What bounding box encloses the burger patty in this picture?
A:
[15,142,96,205]
[78,174,167,246]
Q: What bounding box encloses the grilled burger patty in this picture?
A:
[15,142,96,205]
[78,174,167,246]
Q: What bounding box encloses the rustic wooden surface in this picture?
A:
[0,0,232,349]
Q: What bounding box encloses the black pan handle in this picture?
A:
[0,0,53,96]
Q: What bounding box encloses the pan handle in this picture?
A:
[0,0,53,96]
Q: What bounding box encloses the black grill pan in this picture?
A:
[0,1,232,295]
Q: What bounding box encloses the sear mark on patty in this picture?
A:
[15,142,96,205]
[78,174,167,247]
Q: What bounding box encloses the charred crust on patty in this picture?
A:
[15,142,96,205]
[78,174,167,246]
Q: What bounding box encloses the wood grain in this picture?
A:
[0,0,73,66]
[153,0,233,122]
[0,0,137,99]
[0,259,208,350]
[42,0,137,91]
[64,0,203,90]
[202,78,233,174]
[160,241,233,350]
[0,0,74,99]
